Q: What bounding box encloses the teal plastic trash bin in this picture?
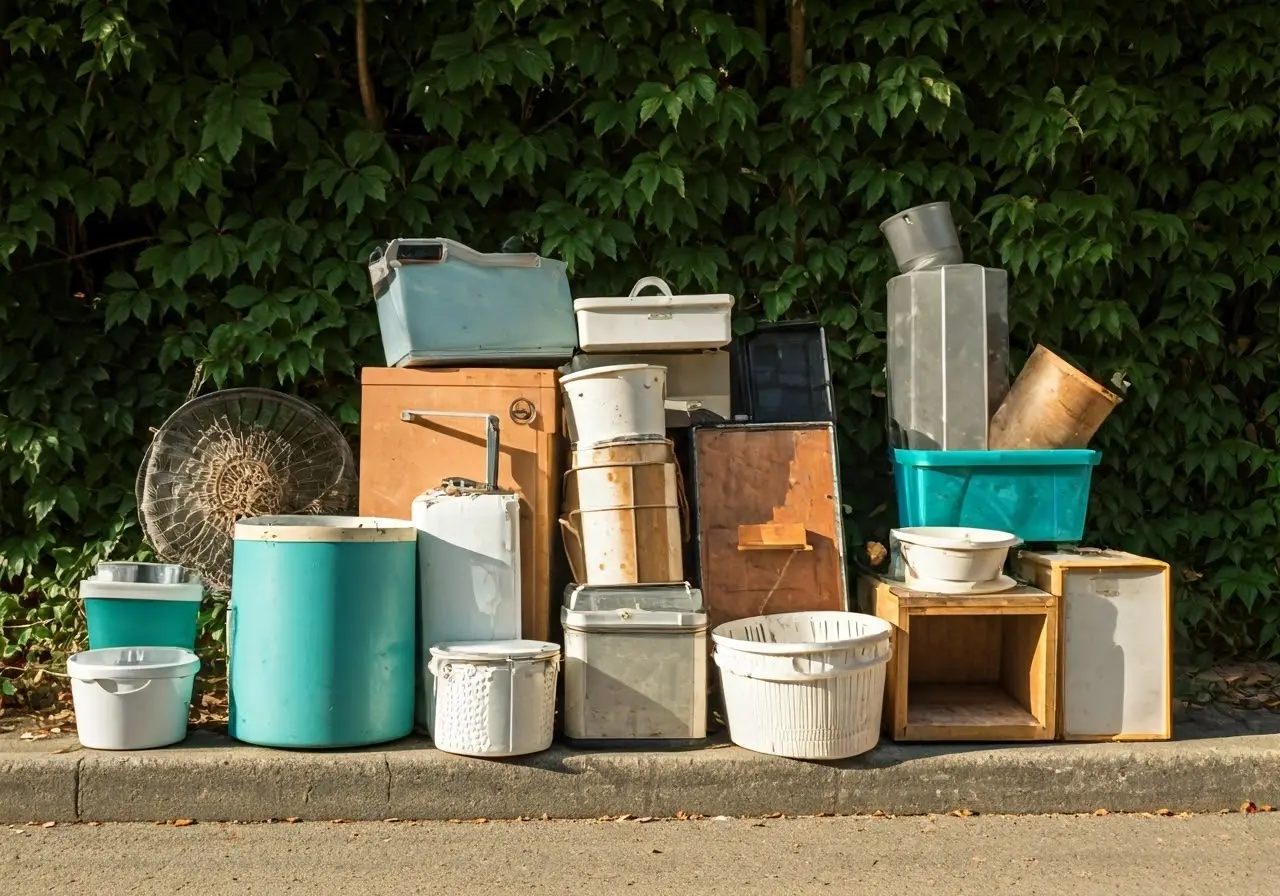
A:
[228,516,417,748]
[80,578,204,651]
[892,448,1101,543]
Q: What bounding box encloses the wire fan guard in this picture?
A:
[139,388,357,591]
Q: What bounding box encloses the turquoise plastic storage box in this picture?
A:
[228,516,417,749]
[368,237,578,367]
[893,449,1101,543]
[79,578,204,651]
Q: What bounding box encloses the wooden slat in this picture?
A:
[736,522,812,552]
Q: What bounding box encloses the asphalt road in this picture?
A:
[7,813,1278,895]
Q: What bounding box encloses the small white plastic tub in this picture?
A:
[712,612,892,760]
[574,276,733,352]
[892,526,1020,592]
[560,363,667,446]
[67,647,201,750]
[428,640,560,757]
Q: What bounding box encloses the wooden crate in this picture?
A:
[1013,549,1172,742]
[859,576,1058,742]
[358,367,562,642]
[691,423,847,631]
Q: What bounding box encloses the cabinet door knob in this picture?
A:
[510,398,537,425]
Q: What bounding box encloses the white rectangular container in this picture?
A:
[1014,549,1172,741]
[574,276,733,352]
[413,489,523,733]
[562,350,730,425]
[561,583,708,743]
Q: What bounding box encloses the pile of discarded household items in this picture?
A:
[66,201,1171,761]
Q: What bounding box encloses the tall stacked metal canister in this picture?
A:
[879,201,1010,451]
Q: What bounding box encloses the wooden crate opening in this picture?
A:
[904,612,1051,738]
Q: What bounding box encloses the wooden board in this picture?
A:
[358,367,561,641]
[862,575,1058,742]
[1014,549,1173,741]
[692,424,846,630]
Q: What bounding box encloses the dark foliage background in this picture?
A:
[3,0,1279,700]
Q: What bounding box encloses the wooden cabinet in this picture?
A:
[690,423,848,630]
[358,367,562,641]
[860,576,1059,742]
[1014,549,1172,741]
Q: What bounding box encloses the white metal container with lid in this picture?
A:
[561,583,708,744]
[428,639,560,757]
[574,276,734,352]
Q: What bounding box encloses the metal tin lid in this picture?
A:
[429,640,560,662]
[561,583,707,631]
[563,582,703,613]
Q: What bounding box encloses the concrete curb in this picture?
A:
[4,728,1280,823]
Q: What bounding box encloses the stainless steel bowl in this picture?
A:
[95,561,188,584]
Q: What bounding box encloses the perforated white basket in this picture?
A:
[712,611,892,760]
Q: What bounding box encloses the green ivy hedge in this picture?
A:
[3,0,1279,699]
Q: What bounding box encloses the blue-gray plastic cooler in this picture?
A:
[368,238,578,367]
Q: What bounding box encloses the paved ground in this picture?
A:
[8,813,1280,895]
[4,703,1280,823]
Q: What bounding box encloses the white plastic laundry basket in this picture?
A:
[428,640,560,757]
[67,647,200,750]
[712,612,892,760]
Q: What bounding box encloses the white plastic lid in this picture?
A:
[429,640,560,662]
[67,647,201,681]
[235,516,417,543]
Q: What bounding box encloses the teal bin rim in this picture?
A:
[235,515,417,543]
[893,449,1101,467]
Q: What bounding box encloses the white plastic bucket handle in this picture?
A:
[713,646,889,682]
[84,678,154,696]
[628,276,674,304]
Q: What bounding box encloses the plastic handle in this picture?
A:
[712,647,890,682]
[410,239,540,269]
[88,678,154,695]
[628,276,674,305]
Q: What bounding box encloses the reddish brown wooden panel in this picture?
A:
[693,424,847,630]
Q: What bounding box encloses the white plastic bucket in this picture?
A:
[67,647,200,750]
[428,640,560,757]
[712,612,891,760]
[892,526,1020,589]
[560,364,667,447]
